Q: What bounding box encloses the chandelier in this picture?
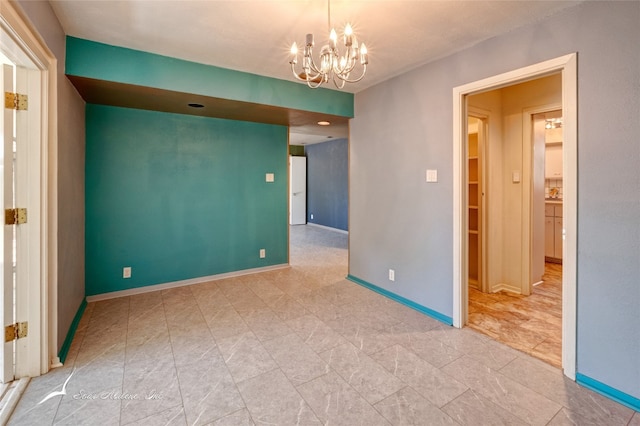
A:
[289,0,368,89]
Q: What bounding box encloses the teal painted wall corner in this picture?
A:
[85,105,289,296]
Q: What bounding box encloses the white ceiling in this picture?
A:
[49,0,581,144]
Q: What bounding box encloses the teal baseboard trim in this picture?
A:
[346,274,453,326]
[58,298,87,364]
[576,373,640,412]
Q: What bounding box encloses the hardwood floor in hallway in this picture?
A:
[468,263,562,368]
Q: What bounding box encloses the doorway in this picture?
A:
[452,54,577,379]
[464,78,564,367]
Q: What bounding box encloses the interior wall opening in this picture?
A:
[463,74,565,368]
[288,128,349,271]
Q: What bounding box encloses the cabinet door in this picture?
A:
[554,217,563,259]
[545,217,555,257]
[545,145,563,179]
[545,204,554,216]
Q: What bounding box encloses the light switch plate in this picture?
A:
[266,173,274,182]
[426,169,438,183]
[512,171,521,183]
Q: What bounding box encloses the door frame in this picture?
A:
[1,0,58,376]
[452,53,577,379]
[522,104,562,296]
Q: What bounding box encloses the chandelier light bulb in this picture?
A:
[344,24,353,46]
[329,28,338,49]
[360,43,368,65]
[344,24,353,36]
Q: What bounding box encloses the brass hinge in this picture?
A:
[5,322,28,342]
[5,208,27,225]
[4,92,28,111]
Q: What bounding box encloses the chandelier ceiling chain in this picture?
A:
[289,0,368,89]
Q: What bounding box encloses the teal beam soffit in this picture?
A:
[65,36,353,118]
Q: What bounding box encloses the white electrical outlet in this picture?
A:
[259,249,266,258]
[123,267,132,279]
[265,173,274,182]
[388,269,395,281]
[426,169,438,182]
[310,213,314,219]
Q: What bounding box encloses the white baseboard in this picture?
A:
[306,222,349,235]
[50,356,63,369]
[491,283,522,294]
[86,264,290,302]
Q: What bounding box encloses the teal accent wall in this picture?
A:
[66,36,354,118]
[86,104,288,296]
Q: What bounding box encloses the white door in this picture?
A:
[0,59,40,381]
[1,2,50,380]
[1,63,16,383]
[289,156,306,225]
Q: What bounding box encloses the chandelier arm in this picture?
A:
[290,63,308,81]
[290,62,327,87]
[333,56,357,76]
[332,75,347,89]
[307,79,324,89]
[333,65,367,83]
[305,52,325,76]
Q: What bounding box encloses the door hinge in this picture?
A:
[5,322,28,342]
[5,208,27,225]
[4,92,28,111]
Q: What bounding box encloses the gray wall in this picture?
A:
[305,138,348,231]
[16,1,86,352]
[350,1,639,399]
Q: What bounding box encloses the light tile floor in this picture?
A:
[9,225,639,425]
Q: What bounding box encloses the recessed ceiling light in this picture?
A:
[188,103,204,108]
[317,121,331,126]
